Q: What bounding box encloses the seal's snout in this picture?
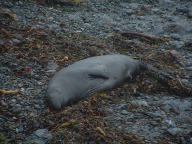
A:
[47,87,63,111]
[47,95,62,111]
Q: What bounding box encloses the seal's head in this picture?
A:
[127,61,148,80]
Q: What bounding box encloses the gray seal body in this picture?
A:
[47,54,146,110]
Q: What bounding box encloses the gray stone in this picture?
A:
[164,119,176,128]
[170,33,181,40]
[145,111,164,118]
[34,129,52,139]
[121,110,129,115]
[118,104,128,110]
[167,128,184,136]
[15,104,22,108]
[170,40,184,49]
[34,104,41,109]
[162,99,192,113]
[187,10,192,18]
[11,99,17,103]
[25,129,52,144]
[163,23,184,33]
[176,7,189,14]
[46,60,58,73]
[16,125,24,133]
[130,100,148,107]
[186,66,192,71]
[26,139,46,144]
[11,38,22,45]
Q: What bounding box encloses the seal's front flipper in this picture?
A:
[88,64,109,80]
[88,73,109,80]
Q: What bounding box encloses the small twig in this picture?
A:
[0,89,19,95]
[0,23,25,31]
[121,32,163,42]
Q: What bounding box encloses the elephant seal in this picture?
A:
[47,54,147,110]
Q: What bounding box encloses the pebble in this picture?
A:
[187,10,192,18]
[47,60,58,72]
[176,7,189,14]
[170,33,181,40]
[34,129,52,139]
[15,104,22,108]
[164,119,176,128]
[25,129,52,144]
[145,112,164,118]
[11,99,17,103]
[186,66,192,71]
[34,104,41,109]
[1,100,7,107]
[118,104,128,110]
[170,40,184,49]
[130,100,149,107]
[16,125,24,133]
[37,81,43,85]
[11,38,22,45]
[167,127,184,136]
[121,110,129,115]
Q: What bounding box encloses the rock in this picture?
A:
[162,99,192,114]
[164,119,176,128]
[11,99,17,103]
[11,38,22,45]
[170,33,181,40]
[46,60,58,73]
[170,41,184,49]
[187,10,192,18]
[1,100,7,107]
[145,111,165,119]
[167,128,185,136]
[163,23,184,34]
[51,0,83,6]
[33,129,52,139]
[130,100,149,107]
[26,139,47,144]
[176,7,189,14]
[121,110,129,115]
[25,129,52,144]
[34,104,41,109]
[186,66,192,71]
[152,8,160,14]
[168,49,184,65]
[16,125,24,133]
[15,104,22,109]
[125,9,135,15]
[118,104,128,110]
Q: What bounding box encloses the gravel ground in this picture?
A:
[0,0,192,143]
